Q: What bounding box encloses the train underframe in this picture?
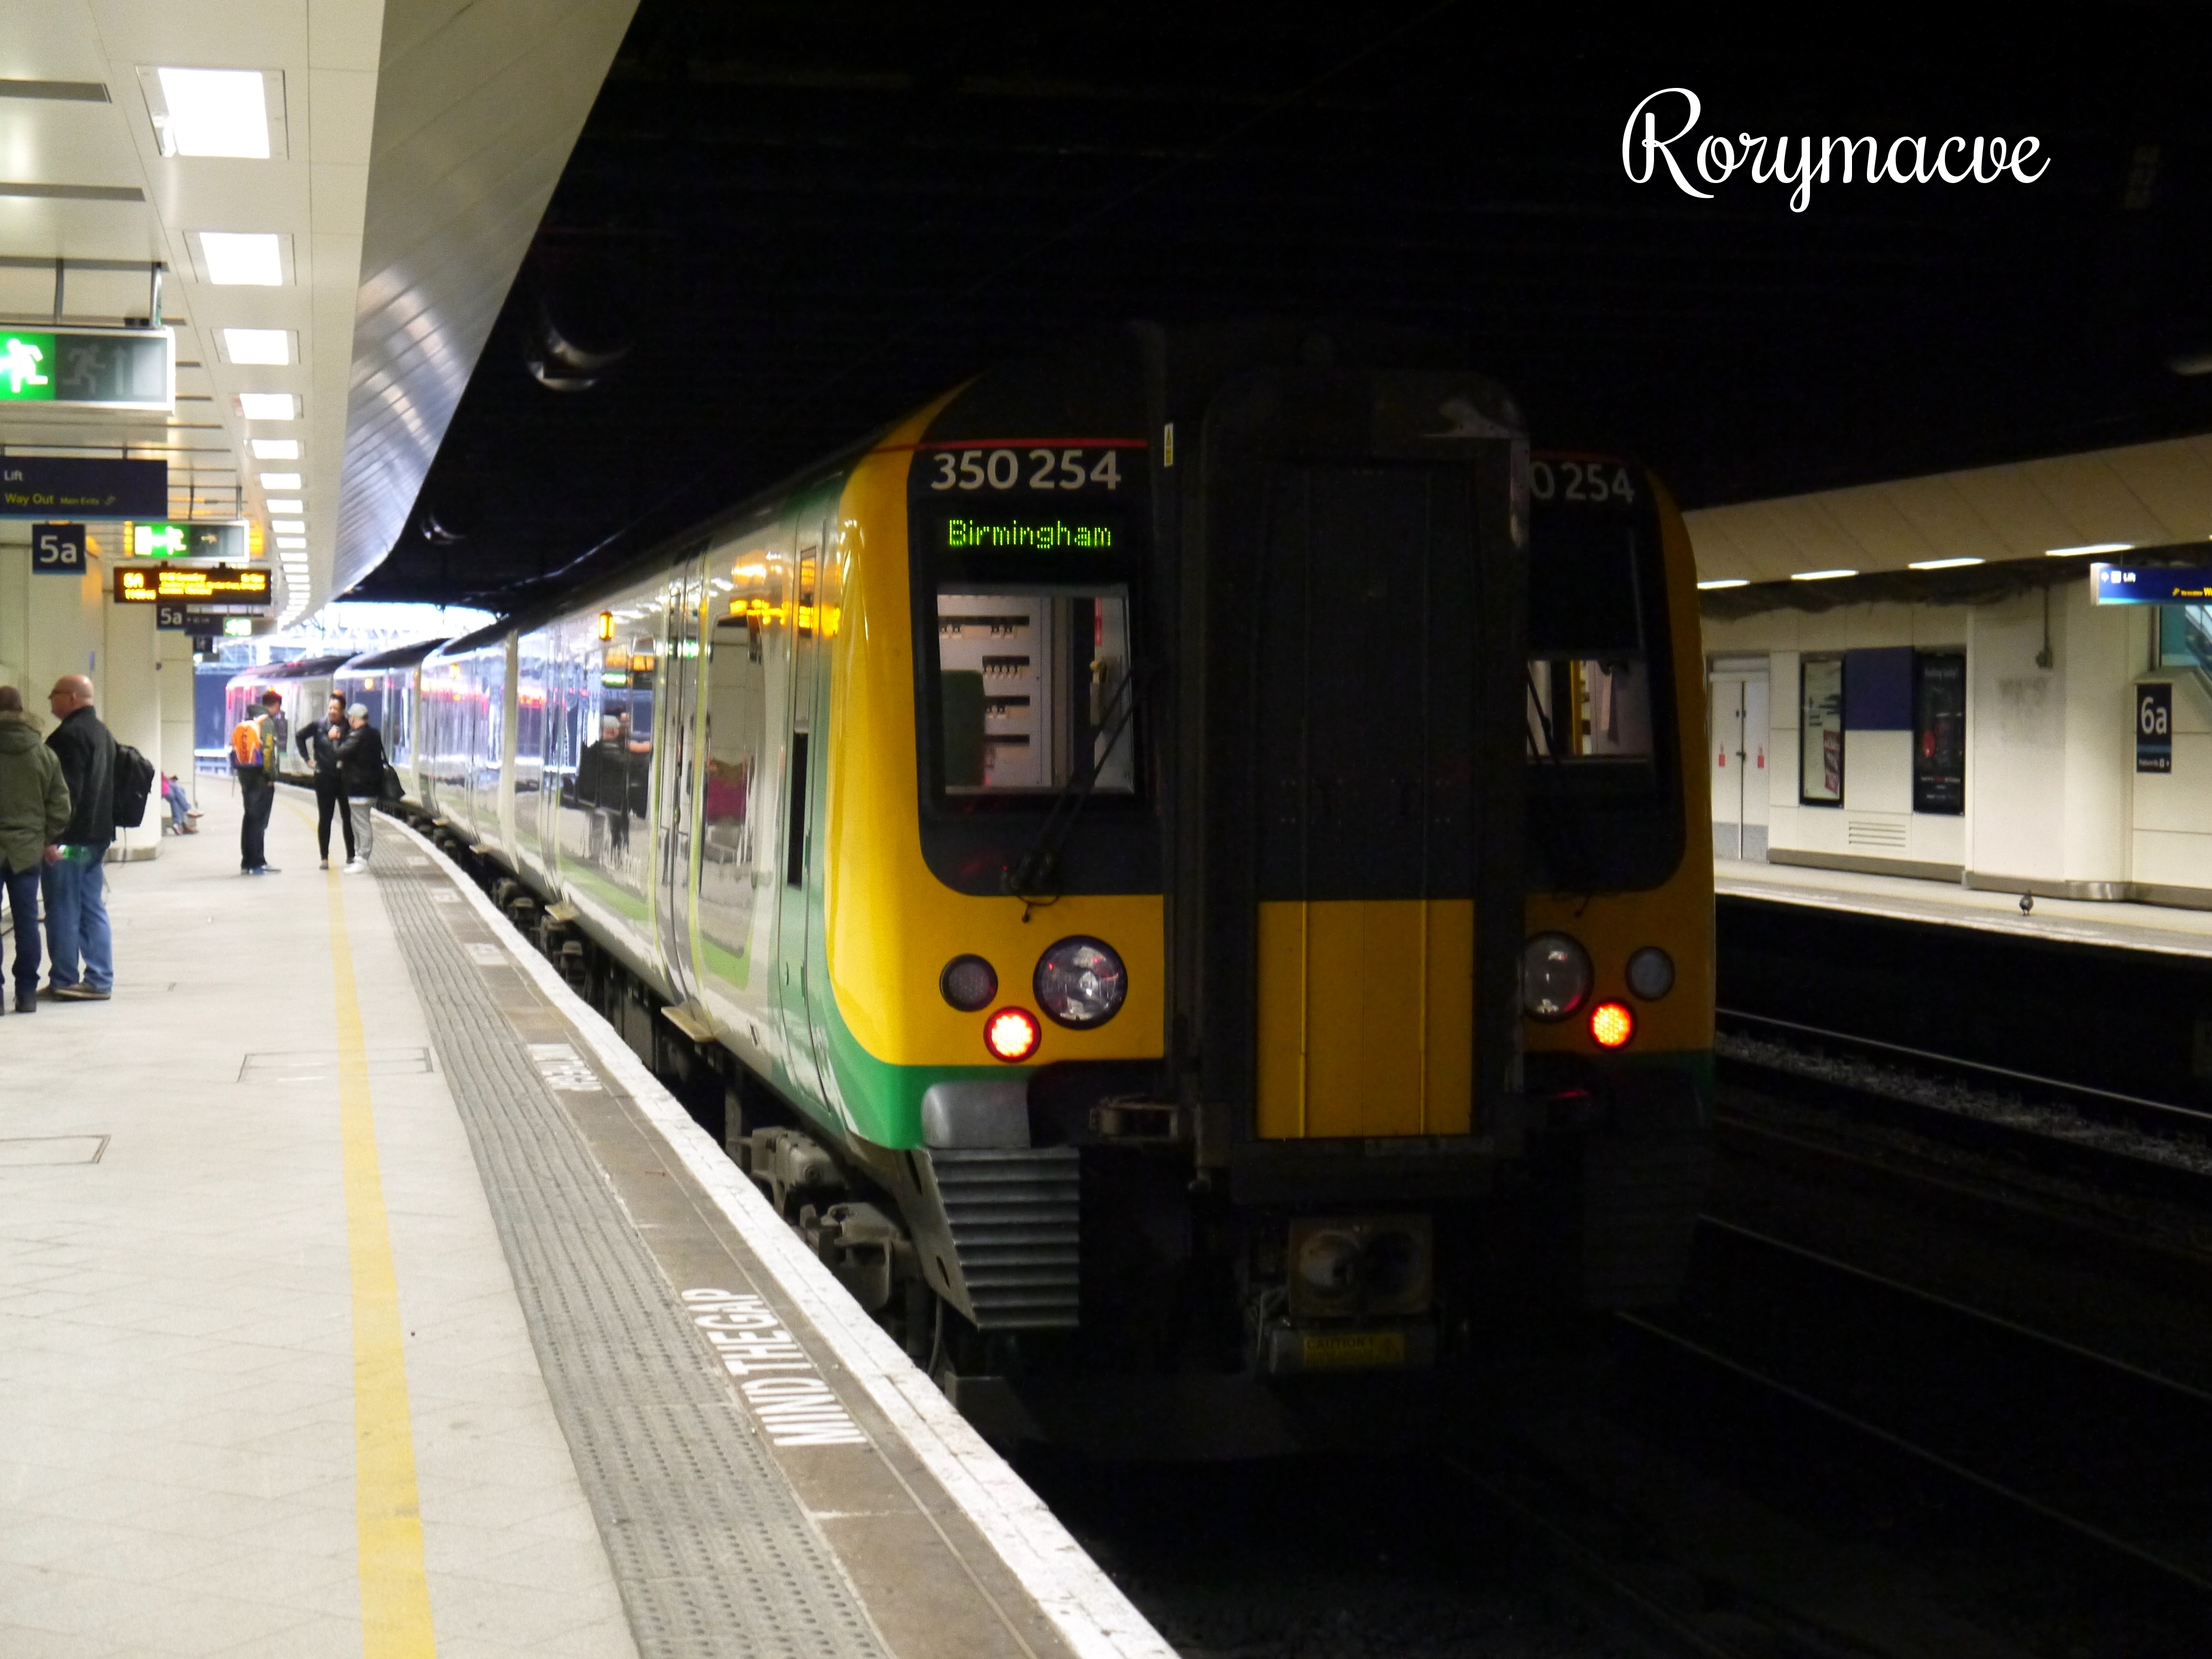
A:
[409,812,1709,1458]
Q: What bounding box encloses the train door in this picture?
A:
[695,531,779,1066]
[774,520,835,1117]
[655,557,706,1005]
[1186,371,1525,1151]
[1708,658,1770,861]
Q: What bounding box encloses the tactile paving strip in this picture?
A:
[371,852,886,1659]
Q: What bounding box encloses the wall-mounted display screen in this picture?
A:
[1913,651,1965,813]
[1801,654,1844,805]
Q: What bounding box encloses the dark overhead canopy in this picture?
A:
[350,4,2212,608]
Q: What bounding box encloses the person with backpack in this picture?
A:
[232,687,285,875]
[0,685,70,1015]
[298,692,353,867]
[335,704,386,869]
[42,674,117,1000]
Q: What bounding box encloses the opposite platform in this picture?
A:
[0,788,1168,1659]
[1717,856,2212,960]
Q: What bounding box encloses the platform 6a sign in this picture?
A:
[2138,683,2173,774]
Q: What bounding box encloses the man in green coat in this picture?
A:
[0,685,71,1015]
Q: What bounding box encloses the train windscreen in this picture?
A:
[1524,456,1683,890]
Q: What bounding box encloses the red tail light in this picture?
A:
[1589,1001,1635,1049]
[985,1008,1041,1062]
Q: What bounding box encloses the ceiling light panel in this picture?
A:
[195,231,286,286]
[1791,568,1858,581]
[1696,578,1749,590]
[237,393,296,420]
[267,498,304,513]
[141,67,286,159]
[250,439,298,460]
[273,519,305,533]
[2047,541,2132,557]
[220,328,291,364]
[259,473,300,490]
[275,536,307,549]
[1910,557,1985,570]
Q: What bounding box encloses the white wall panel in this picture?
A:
[1966,593,2065,880]
[2060,586,2130,884]
[1844,729,1912,814]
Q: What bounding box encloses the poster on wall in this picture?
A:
[1801,655,1845,804]
[1913,652,1966,813]
[2138,682,2173,774]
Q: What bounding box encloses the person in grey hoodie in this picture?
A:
[0,686,70,1014]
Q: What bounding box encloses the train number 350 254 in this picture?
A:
[929,447,1125,493]
[1529,459,1636,504]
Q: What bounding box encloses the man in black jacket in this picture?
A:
[299,692,353,868]
[43,674,116,1000]
[336,705,385,870]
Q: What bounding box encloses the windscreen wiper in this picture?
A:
[1002,665,1144,916]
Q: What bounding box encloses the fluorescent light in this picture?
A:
[1696,577,1750,591]
[258,472,301,491]
[199,231,282,285]
[155,67,269,159]
[2047,541,2132,557]
[237,392,296,420]
[266,498,304,514]
[1791,568,1858,581]
[275,536,307,550]
[272,518,305,534]
[250,439,298,460]
[1910,557,1985,570]
[222,328,289,364]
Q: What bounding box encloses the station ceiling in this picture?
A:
[347,5,2212,608]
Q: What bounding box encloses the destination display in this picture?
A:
[1,456,167,518]
[113,564,271,608]
[2091,564,2212,605]
[0,327,173,411]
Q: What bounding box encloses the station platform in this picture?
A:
[1717,857,2212,960]
[1,789,1168,1659]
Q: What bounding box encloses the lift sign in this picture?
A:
[2138,684,2172,774]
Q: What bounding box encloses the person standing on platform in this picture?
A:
[42,674,116,1001]
[336,703,385,871]
[0,686,70,1015]
[233,688,284,875]
[299,691,353,868]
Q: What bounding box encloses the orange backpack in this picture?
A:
[230,719,264,768]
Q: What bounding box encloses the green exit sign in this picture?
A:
[0,327,172,411]
[129,520,244,559]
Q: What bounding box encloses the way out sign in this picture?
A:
[2138,684,2173,774]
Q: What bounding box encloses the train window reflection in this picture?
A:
[936,589,1134,794]
[1527,658,1655,761]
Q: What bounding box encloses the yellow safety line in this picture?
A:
[327,868,439,1657]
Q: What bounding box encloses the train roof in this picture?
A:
[336,638,450,672]
[426,619,513,658]
[226,653,352,687]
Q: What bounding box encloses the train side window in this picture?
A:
[935,589,1134,795]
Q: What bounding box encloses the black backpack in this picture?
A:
[112,743,156,830]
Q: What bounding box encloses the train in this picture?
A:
[234,325,1713,1452]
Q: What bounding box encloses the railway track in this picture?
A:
[1470,1212,2212,1658]
[1715,1006,2212,1207]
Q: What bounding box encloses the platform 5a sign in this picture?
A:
[2138,684,2173,774]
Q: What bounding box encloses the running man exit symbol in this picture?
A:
[2,333,52,397]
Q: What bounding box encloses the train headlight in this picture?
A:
[940,954,998,1013]
[1625,946,1675,1000]
[1522,933,1592,1021]
[1589,1001,1635,1049]
[985,1008,1041,1062]
[1033,936,1126,1028]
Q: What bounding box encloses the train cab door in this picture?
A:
[1708,656,1770,862]
[655,559,706,1006]
[1185,369,1526,1158]
[774,523,836,1117]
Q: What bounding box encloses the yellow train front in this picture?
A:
[410,324,1710,1451]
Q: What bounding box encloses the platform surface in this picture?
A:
[1,789,1165,1659]
[1717,857,2212,959]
